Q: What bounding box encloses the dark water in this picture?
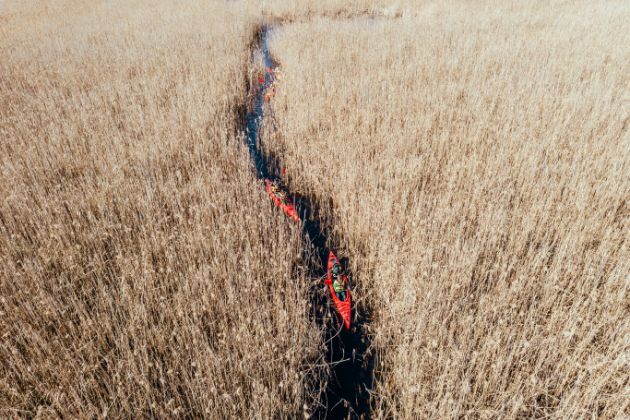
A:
[243,26,374,419]
[244,28,274,180]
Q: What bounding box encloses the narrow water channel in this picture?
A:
[242,25,374,419]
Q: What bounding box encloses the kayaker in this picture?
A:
[270,182,286,201]
[264,85,276,101]
[331,263,346,301]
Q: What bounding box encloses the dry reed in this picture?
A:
[1,1,327,417]
[266,1,629,417]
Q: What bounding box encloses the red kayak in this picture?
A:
[264,179,299,222]
[324,251,352,331]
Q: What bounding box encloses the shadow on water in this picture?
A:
[241,25,375,419]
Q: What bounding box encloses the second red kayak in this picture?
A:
[264,179,299,222]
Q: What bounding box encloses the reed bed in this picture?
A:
[0,1,326,417]
[266,1,629,417]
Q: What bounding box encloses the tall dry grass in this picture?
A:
[0,1,326,417]
[267,1,630,417]
[260,0,403,23]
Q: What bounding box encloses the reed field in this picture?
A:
[0,1,330,417]
[266,1,629,418]
[2,0,629,418]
